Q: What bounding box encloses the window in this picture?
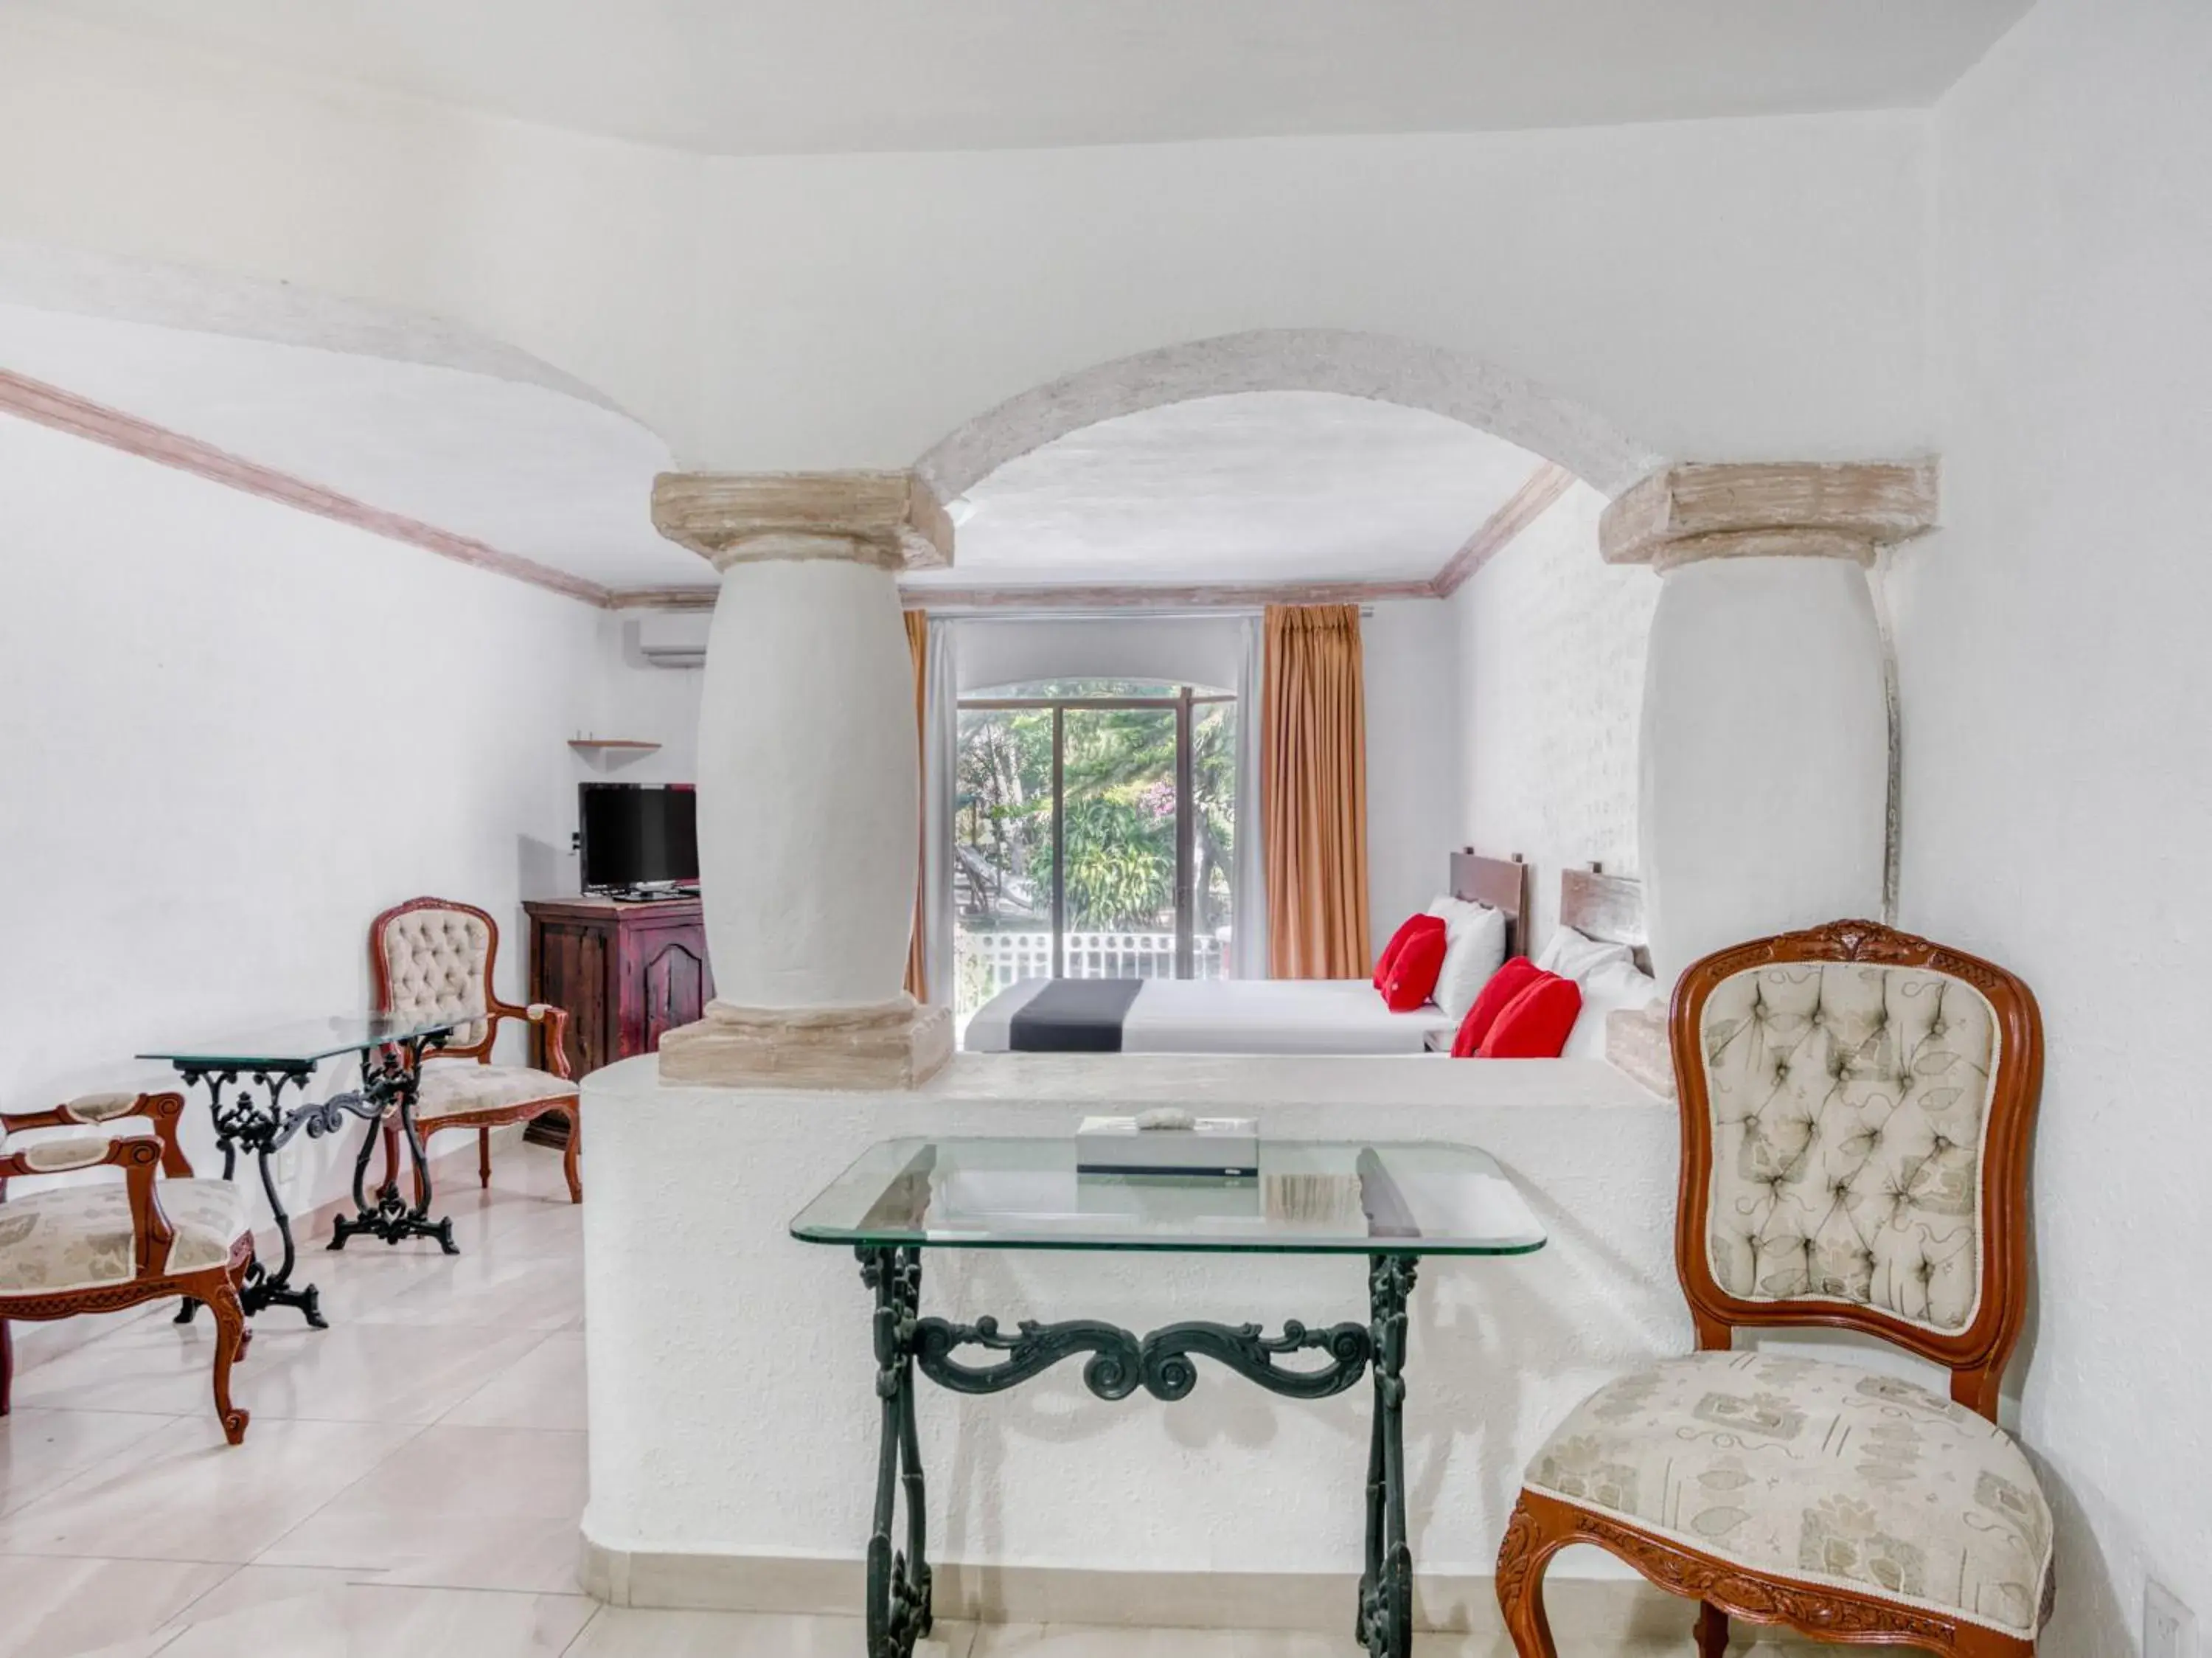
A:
[954,679,1237,1018]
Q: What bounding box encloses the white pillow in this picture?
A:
[1562,958,1663,1062]
[1535,925,1636,983]
[1423,895,1508,1021]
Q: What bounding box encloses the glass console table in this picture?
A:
[790,1137,1547,1658]
[139,1013,464,1327]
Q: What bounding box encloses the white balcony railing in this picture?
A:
[959,930,1227,999]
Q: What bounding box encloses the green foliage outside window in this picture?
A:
[955,684,1236,936]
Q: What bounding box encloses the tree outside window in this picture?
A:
[955,680,1235,1016]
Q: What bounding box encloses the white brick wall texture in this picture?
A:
[1453,480,1657,954]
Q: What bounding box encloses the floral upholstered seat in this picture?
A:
[0,1176,251,1294]
[1526,1350,2052,1637]
[416,1064,577,1122]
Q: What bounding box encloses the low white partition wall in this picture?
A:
[578,1051,1685,1633]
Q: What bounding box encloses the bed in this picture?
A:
[1549,863,1658,1064]
[961,850,1531,1055]
[1556,862,1650,974]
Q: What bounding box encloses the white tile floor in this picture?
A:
[1,1145,1787,1657]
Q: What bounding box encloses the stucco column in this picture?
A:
[648,471,953,1088]
[1604,461,1937,991]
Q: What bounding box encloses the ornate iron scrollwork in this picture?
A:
[913,1315,1142,1398]
[329,1031,459,1255]
[1357,1254,1417,1658]
[173,1062,395,1328]
[1141,1319,1371,1401]
[858,1246,932,1658]
[852,1245,1417,1658]
[912,1314,1371,1402]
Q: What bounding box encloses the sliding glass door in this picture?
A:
[953,680,1236,1019]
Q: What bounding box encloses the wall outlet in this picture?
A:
[2146,1580,2197,1658]
[274,1141,300,1188]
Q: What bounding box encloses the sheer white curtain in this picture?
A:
[1232,613,1270,979]
[921,618,961,1009]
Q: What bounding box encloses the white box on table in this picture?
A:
[1074,1114,1259,1178]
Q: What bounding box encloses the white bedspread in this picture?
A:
[962,977,1455,1055]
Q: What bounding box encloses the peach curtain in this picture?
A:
[903,609,930,1000]
[1262,604,1371,979]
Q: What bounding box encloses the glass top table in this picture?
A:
[790,1136,1543,1658]
[137,1013,471,1072]
[790,1136,1547,1257]
[137,1011,472,1328]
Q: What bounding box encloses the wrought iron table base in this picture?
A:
[853,1245,1419,1658]
[328,1036,459,1255]
[170,1063,399,1328]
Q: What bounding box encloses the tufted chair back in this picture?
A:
[371,898,496,1057]
[1671,920,2042,1418]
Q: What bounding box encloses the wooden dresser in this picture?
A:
[522,897,716,1137]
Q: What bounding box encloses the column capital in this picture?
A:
[652,469,954,572]
[1600,460,1938,572]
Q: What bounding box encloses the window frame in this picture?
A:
[956,684,1235,981]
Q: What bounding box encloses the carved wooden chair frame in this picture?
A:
[370,896,582,1204]
[1498,920,2046,1658]
[0,1092,254,1443]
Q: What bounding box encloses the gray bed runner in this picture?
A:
[1006,978,1144,1052]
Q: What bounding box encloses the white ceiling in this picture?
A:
[903,392,1548,591]
[0,304,693,589]
[19,0,2031,155]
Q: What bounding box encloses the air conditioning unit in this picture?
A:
[635,611,711,669]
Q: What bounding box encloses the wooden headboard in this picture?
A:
[1559,863,1650,975]
[1448,850,1534,961]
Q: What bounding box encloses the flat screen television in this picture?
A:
[579,783,699,893]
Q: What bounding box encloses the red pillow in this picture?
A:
[1374,913,1445,991]
[1380,921,1450,1012]
[1450,956,1544,1057]
[1477,973,1585,1059]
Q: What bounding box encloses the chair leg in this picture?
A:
[0,1317,12,1416]
[204,1277,251,1445]
[1497,1497,1573,1658]
[1696,1600,1730,1657]
[479,1127,493,1190]
[230,1261,254,1362]
[561,1101,583,1204]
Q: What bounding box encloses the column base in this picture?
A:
[656,996,953,1090]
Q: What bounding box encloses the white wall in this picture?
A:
[1896,0,2212,1646]
[0,418,601,1359]
[0,9,1933,476]
[1452,485,1655,954]
[1363,600,1464,956]
[953,615,1247,696]
[582,611,705,788]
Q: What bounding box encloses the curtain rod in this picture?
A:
[919,606,1374,624]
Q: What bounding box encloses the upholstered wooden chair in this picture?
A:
[371,897,582,1202]
[0,1092,254,1443]
[1499,921,2051,1657]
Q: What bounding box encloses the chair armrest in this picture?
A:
[0,1131,119,1176]
[0,1092,190,1177]
[490,999,575,1081]
[469,999,576,1081]
[0,1134,175,1275]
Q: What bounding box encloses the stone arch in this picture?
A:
[912,327,1663,504]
